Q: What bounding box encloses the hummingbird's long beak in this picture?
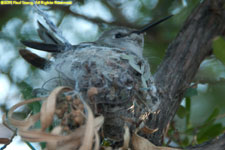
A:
[132,15,173,34]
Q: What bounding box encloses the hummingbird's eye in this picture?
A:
[115,33,123,38]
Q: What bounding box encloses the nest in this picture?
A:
[5,87,176,150]
[39,45,159,141]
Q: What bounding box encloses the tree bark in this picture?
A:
[145,0,225,147]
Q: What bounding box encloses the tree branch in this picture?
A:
[188,133,225,150]
[144,0,225,146]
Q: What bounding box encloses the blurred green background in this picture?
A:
[0,0,225,149]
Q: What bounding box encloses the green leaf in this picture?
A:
[204,108,220,125]
[213,36,225,65]
[184,126,195,135]
[17,81,41,114]
[181,136,189,147]
[30,101,42,114]
[17,81,33,99]
[197,123,224,144]
[185,97,191,128]
[184,88,198,97]
[177,105,186,118]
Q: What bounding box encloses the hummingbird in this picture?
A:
[20,15,172,69]
[19,15,172,140]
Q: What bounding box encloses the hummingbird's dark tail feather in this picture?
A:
[21,40,65,53]
[19,49,51,69]
[37,21,64,45]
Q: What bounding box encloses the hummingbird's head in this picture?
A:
[97,27,144,57]
[96,15,173,58]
